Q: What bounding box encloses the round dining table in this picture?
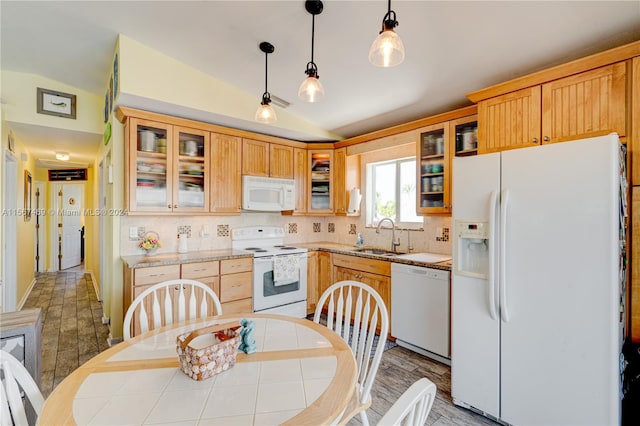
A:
[38,313,357,425]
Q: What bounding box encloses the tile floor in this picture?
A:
[22,269,110,398]
[23,269,495,425]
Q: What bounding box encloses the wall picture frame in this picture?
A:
[37,87,76,119]
[24,170,32,221]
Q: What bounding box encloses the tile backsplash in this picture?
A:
[120,213,452,256]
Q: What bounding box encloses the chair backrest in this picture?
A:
[313,280,389,406]
[377,378,437,426]
[123,279,223,340]
[0,349,45,426]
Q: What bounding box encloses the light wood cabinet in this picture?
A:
[332,253,391,335]
[124,258,252,337]
[308,150,334,214]
[306,251,319,315]
[416,123,451,214]
[242,139,294,178]
[219,258,253,313]
[333,148,361,216]
[293,148,308,214]
[210,133,242,213]
[318,251,333,298]
[125,118,210,213]
[477,62,627,153]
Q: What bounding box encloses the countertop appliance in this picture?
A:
[231,226,307,317]
[451,134,627,425]
[241,175,295,211]
[391,263,451,365]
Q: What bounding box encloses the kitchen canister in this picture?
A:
[138,130,157,152]
[178,233,188,253]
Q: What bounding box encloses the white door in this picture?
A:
[2,149,18,312]
[60,184,83,270]
[500,136,620,425]
[450,153,501,418]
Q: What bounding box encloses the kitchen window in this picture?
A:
[366,157,421,226]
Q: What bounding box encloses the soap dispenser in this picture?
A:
[178,233,188,253]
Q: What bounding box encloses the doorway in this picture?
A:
[34,181,46,272]
[50,183,84,271]
[2,149,18,312]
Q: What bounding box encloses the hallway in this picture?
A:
[22,270,110,397]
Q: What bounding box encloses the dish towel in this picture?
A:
[273,255,300,286]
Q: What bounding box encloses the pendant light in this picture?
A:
[255,41,277,124]
[298,0,324,103]
[368,0,405,67]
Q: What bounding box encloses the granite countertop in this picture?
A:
[298,242,452,271]
[121,243,451,271]
[121,249,252,269]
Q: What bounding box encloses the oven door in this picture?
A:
[253,253,308,312]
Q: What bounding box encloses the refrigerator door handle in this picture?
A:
[488,190,499,320]
[500,188,511,323]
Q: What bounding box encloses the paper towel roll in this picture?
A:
[347,188,362,213]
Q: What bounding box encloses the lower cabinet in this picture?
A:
[220,258,253,314]
[123,258,252,338]
[331,253,392,335]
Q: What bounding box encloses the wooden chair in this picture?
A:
[123,279,222,340]
[313,280,389,426]
[0,349,45,426]
[378,378,437,425]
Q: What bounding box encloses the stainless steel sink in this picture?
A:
[353,248,401,256]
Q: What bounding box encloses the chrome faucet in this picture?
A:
[376,217,401,252]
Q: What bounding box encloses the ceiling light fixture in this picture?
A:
[255,41,277,124]
[369,0,405,67]
[55,152,70,161]
[298,0,324,103]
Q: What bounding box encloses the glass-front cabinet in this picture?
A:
[308,150,333,214]
[417,123,450,214]
[416,115,477,215]
[127,118,209,213]
[172,126,210,213]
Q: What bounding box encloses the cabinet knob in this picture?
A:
[543,136,550,142]
[532,137,538,143]
[174,204,178,208]
[168,204,172,209]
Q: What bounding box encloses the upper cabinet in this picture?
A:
[126,118,209,213]
[466,39,639,154]
[210,133,242,214]
[292,148,308,215]
[308,150,334,214]
[416,123,451,214]
[242,139,294,179]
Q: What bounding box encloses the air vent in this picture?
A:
[270,94,290,109]
[48,169,87,181]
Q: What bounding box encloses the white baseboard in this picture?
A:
[17,278,37,310]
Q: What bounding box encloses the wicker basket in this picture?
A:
[176,321,241,381]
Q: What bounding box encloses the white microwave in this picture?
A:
[242,175,295,211]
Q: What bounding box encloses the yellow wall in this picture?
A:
[117,34,340,141]
[2,71,104,133]
[14,136,36,307]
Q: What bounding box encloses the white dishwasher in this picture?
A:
[391,263,451,364]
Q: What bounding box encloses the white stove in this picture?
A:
[231,226,307,257]
[231,227,307,317]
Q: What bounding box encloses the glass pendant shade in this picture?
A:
[369,28,405,67]
[298,75,325,103]
[255,102,277,124]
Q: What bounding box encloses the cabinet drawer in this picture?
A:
[332,253,391,276]
[181,261,219,279]
[220,258,253,275]
[220,272,252,302]
[134,265,180,286]
[222,298,253,315]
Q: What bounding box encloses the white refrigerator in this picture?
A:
[451,134,626,425]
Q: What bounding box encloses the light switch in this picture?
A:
[129,227,139,239]
[202,225,210,236]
